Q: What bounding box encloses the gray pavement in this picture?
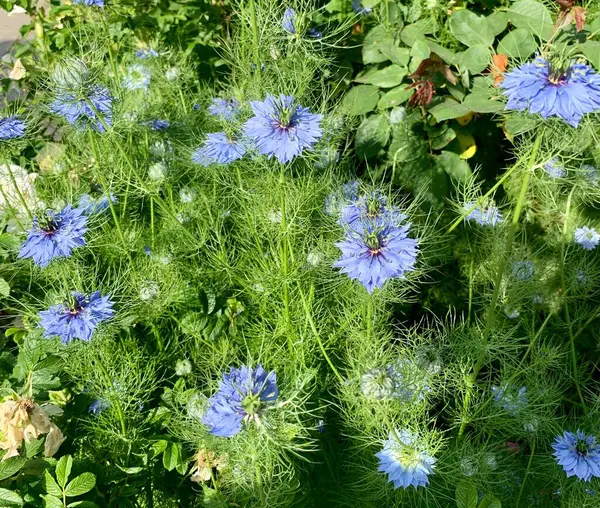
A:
[0,9,31,57]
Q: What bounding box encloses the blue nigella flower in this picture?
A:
[553,430,600,482]
[512,261,534,281]
[18,205,88,267]
[361,367,396,400]
[339,191,407,232]
[575,226,600,250]
[50,85,113,132]
[123,64,151,91]
[135,48,158,59]
[463,201,503,227]
[334,220,418,294]
[325,180,360,217]
[150,120,169,131]
[89,398,110,415]
[582,164,599,186]
[78,193,116,214]
[208,98,240,120]
[315,146,340,169]
[202,364,278,437]
[376,429,436,489]
[307,28,323,39]
[0,116,26,140]
[282,8,296,34]
[491,384,527,416]
[244,94,322,164]
[544,158,567,178]
[501,57,600,128]
[39,291,115,343]
[192,132,247,166]
[73,0,104,5]
[352,0,373,15]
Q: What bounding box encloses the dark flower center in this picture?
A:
[576,439,590,456]
[547,58,570,85]
[65,294,85,315]
[242,392,261,415]
[364,231,383,254]
[275,104,295,129]
[39,216,61,236]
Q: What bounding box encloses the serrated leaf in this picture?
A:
[479,495,502,508]
[44,471,62,497]
[356,115,390,158]
[150,439,168,459]
[459,45,491,74]
[65,473,96,497]
[508,0,553,40]
[0,488,23,507]
[0,457,27,481]
[378,85,414,109]
[487,11,508,36]
[455,480,478,508]
[581,41,600,72]
[67,502,100,508]
[463,94,504,113]
[450,10,494,47]
[342,85,380,116]
[429,99,470,122]
[0,279,9,298]
[362,25,390,64]
[400,18,437,46]
[42,495,63,508]
[55,455,72,488]
[437,151,471,182]
[162,442,182,472]
[497,28,536,59]
[356,65,407,88]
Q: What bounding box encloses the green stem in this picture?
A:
[467,258,474,325]
[255,459,266,506]
[516,439,536,507]
[366,296,373,342]
[150,197,155,250]
[279,165,293,353]
[96,359,127,435]
[248,0,261,83]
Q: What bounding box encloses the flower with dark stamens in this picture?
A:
[553,430,600,482]
[0,116,26,140]
[135,48,158,59]
[150,120,169,131]
[50,85,113,132]
[192,132,247,166]
[73,0,104,6]
[491,384,527,416]
[340,191,407,231]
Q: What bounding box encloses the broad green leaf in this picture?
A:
[581,41,600,72]
[162,442,182,472]
[455,480,478,508]
[414,166,449,208]
[504,115,537,136]
[0,279,9,298]
[450,10,494,47]
[41,495,63,508]
[363,25,390,64]
[378,85,414,109]
[463,94,504,113]
[356,65,407,88]
[362,0,381,7]
[400,18,437,46]
[342,86,380,116]
[67,502,100,508]
[487,11,508,35]
[437,151,471,182]
[65,473,96,497]
[459,45,491,74]
[497,28,536,59]
[379,43,410,66]
[150,439,169,459]
[389,125,428,164]
[508,0,554,40]
[479,495,502,508]
[356,115,390,158]
[44,471,62,497]
[428,124,456,150]
[429,99,470,122]
[0,488,23,507]
[426,40,457,66]
[55,455,72,488]
[0,457,27,481]
[410,39,430,61]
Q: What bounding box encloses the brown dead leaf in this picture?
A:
[491,53,509,87]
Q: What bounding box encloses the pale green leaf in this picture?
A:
[437,151,471,182]
[44,471,62,497]
[55,455,72,488]
[450,10,494,47]
[0,488,23,507]
[162,442,182,472]
[459,45,491,74]
[378,85,414,109]
[0,458,27,482]
[400,18,437,46]
[362,25,390,64]
[64,473,96,497]
[342,86,380,116]
[356,115,390,158]
[42,495,63,508]
[497,28,537,59]
[508,0,554,40]
[455,480,478,508]
[487,11,508,35]
[0,279,9,298]
[356,65,406,88]
[429,99,470,122]
[463,94,504,113]
[479,495,502,508]
[581,41,600,72]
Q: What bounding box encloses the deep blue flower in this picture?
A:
[512,261,534,281]
[50,85,113,132]
[135,48,158,59]
[491,384,527,416]
[339,191,407,232]
[39,291,115,343]
[501,57,600,128]
[282,8,296,34]
[208,98,240,120]
[192,132,247,166]
[463,201,503,226]
[334,220,418,294]
[244,94,322,163]
[150,120,169,131]
[202,365,278,437]
[376,429,436,489]
[544,158,567,178]
[18,205,88,267]
[553,430,600,482]
[0,116,26,140]
[123,64,151,91]
[307,28,323,39]
[73,0,104,6]
[352,0,373,15]
[574,226,600,250]
[78,193,116,214]
[325,181,359,217]
[89,398,110,415]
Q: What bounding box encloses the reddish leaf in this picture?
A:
[573,6,587,32]
[490,53,509,87]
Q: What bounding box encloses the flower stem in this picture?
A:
[96,358,127,436]
[279,164,293,354]
[0,184,25,231]
[255,459,266,506]
[248,0,261,83]
[516,438,536,507]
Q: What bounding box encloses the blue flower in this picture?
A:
[325,180,359,217]
[376,429,436,489]
[73,0,104,5]
[135,48,158,59]
[501,57,600,128]
[192,132,247,166]
[582,164,599,185]
[307,28,323,39]
[18,205,88,267]
[544,158,567,178]
[89,398,110,415]
[78,193,116,214]
[512,261,534,281]
[553,430,600,482]
[315,146,339,169]
[352,0,373,15]
[244,94,322,163]
[463,201,503,226]
[0,116,26,140]
[39,291,115,343]
[575,226,600,250]
[334,220,418,294]
[208,98,240,120]
[202,365,278,437]
[150,120,169,131]
[339,191,407,232]
[50,85,113,132]
[282,8,296,34]
[123,64,151,91]
[491,384,527,416]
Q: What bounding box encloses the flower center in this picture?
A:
[395,445,421,469]
[364,231,382,254]
[65,294,84,315]
[576,439,590,456]
[365,197,383,218]
[275,104,295,129]
[547,58,570,85]
[39,216,61,236]
[242,393,262,415]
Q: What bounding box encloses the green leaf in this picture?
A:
[463,94,504,114]
[455,480,478,508]
[362,25,390,64]
[67,502,100,508]
[356,65,407,88]
[42,495,63,508]
[0,279,9,298]
[355,115,390,159]
[479,495,502,508]
[379,43,410,66]
[428,124,456,150]
[400,18,437,46]
[414,166,449,208]
[504,115,537,136]
[450,10,494,47]
[437,151,471,182]
[44,471,62,497]
[0,488,23,507]
[429,99,470,122]
[497,28,536,59]
[459,45,491,74]
[150,439,169,459]
[410,39,430,61]
[162,442,182,472]
[362,0,381,7]
[581,41,600,72]
[55,455,72,488]
[487,11,508,36]
[508,0,554,40]
[342,86,380,116]
[65,473,96,497]
[426,40,457,66]
[0,457,27,481]
[378,85,414,109]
